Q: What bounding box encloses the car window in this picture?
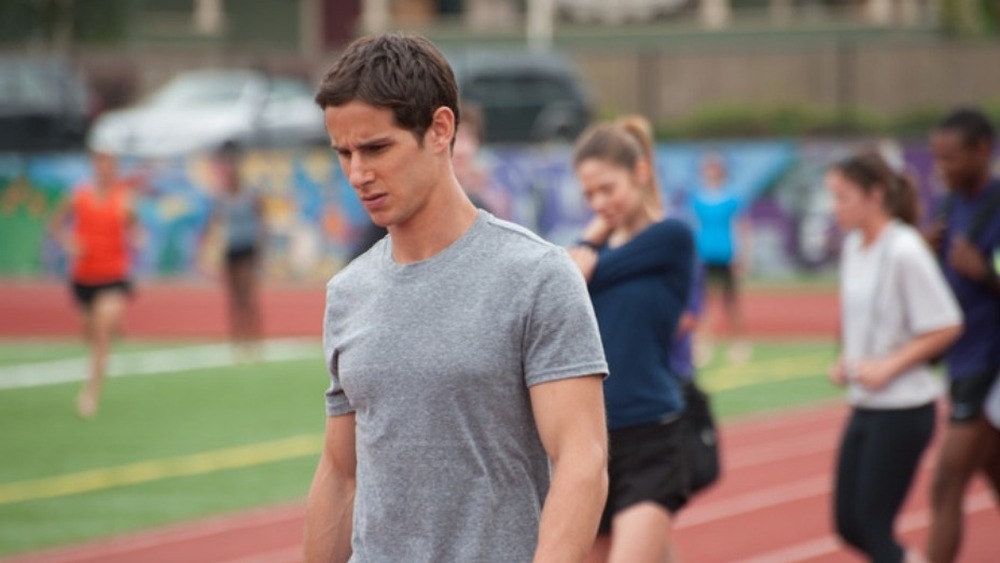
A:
[465,73,578,106]
[0,62,65,107]
[148,74,253,108]
[267,78,312,102]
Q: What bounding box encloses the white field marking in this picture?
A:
[0,338,319,391]
[734,490,997,563]
[0,504,304,563]
[217,546,303,563]
[675,475,831,529]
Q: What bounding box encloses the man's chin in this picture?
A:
[366,212,393,228]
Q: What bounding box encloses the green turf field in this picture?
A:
[0,339,840,556]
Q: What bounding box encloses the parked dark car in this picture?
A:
[448,50,593,144]
[0,56,91,152]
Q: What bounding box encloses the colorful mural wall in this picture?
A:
[0,139,979,282]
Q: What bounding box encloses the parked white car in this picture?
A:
[88,69,327,157]
[556,0,689,24]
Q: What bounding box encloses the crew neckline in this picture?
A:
[381,209,489,275]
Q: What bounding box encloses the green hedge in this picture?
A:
[650,100,1000,140]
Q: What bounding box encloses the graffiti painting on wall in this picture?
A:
[3,139,980,281]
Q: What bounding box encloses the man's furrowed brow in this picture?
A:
[333,136,394,154]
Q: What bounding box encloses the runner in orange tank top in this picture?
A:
[50,150,141,419]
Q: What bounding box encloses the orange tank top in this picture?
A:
[71,183,131,283]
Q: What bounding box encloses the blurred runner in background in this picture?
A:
[49,149,141,418]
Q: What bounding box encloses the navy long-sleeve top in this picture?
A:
[589,218,695,430]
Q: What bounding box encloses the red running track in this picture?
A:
[5,281,995,560]
[4,402,998,563]
[0,280,838,339]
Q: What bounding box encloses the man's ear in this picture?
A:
[427,106,456,153]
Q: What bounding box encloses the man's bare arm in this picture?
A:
[303,413,357,563]
[529,375,608,563]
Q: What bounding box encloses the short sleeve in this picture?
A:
[896,234,963,334]
[323,283,355,417]
[522,248,609,387]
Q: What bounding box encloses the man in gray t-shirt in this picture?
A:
[304,33,610,563]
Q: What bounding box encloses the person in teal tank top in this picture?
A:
[690,151,753,365]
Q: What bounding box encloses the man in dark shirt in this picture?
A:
[923,107,1000,563]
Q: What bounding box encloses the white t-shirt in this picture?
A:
[986,376,1000,429]
[840,221,962,409]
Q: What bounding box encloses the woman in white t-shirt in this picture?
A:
[826,151,962,563]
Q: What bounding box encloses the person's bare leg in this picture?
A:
[583,534,611,563]
[695,291,718,368]
[927,419,992,562]
[77,290,126,418]
[979,426,1000,503]
[725,278,751,364]
[606,502,676,563]
[236,257,262,360]
[905,548,930,563]
[224,260,245,360]
[229,258,262,361]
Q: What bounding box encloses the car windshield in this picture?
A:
[0,61,74,108]
[146,74,253,108]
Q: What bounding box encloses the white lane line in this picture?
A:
[735,537,841,563]
[724,429,841,470]
[734,490,996,563]
[676,475,831,529]
[0,339,319,390]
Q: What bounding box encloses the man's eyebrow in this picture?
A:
[332,136,393,153]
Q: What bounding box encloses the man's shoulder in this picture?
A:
[480,214,561,256]
[475,215,580,284]
[327,238,387,291]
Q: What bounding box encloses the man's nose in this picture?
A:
[348,155,372,187]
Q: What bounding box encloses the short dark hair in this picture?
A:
[315,32,460,145]
[936,107,995,148]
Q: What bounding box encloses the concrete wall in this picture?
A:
[60,35,1000,123]
[569,38,1000,122]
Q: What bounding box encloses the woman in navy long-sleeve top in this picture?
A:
[568,116,694,563]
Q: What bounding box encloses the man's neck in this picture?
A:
[389,178,479,264]
[958,171,994,197]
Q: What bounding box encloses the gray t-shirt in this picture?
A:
[323,210,608,562]
[840,221,962,409]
